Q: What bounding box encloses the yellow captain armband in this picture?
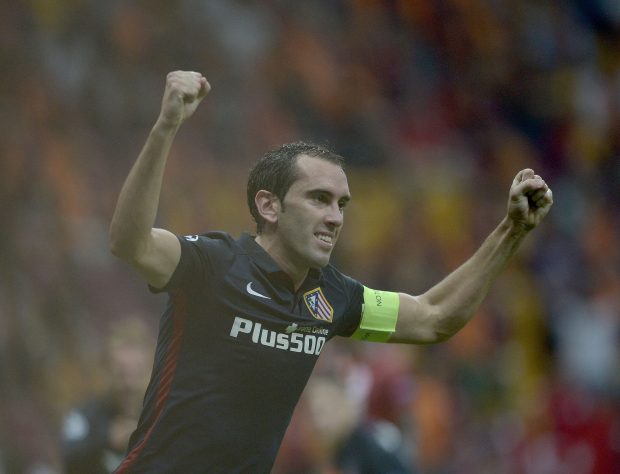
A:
[351,287,400,342]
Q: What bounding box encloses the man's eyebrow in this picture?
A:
[307,189,352,202]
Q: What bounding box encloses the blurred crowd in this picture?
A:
[1,1,619,472]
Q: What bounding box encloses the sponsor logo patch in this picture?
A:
[229,317,326,355]
[303,287,333,323]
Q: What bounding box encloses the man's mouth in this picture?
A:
[315,232,333,246]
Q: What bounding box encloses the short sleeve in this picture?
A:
[335,273,364,337]
[150,232,233,294]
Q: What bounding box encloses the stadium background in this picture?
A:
[1,1,619,472]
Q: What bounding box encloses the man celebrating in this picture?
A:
[109,71,553,472]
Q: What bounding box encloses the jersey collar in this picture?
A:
[238,233,324,288]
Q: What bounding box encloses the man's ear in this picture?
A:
[255,190,281,226]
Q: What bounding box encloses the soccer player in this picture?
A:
[109,71,553,472]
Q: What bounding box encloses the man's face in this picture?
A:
[274,154,351,270]
[108,343,153,414]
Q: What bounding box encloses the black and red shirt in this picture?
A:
[114,232,363,473]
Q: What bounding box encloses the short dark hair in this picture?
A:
[247,141,345,233]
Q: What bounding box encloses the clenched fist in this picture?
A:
[158,71,210,128]
[507,168,553,232]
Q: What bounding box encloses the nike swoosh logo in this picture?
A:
[246,282,271,299]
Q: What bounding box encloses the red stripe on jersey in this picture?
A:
[114,289,187,473]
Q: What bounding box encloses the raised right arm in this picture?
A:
[109,71,210,288]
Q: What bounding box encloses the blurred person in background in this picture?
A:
[60,317,154,474]
[107,70,552,472]
[303,375,412,473]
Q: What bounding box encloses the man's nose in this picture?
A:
[325,203,343,227]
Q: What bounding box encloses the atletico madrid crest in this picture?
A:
[303,288,333,322]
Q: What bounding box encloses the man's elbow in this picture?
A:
[431,328,458,344]
[109,241,127,260]
[421,303,468,344]
[109,241,130,262]
[108,230,139,262]
[391,329,453,345]
[432,313,470,343]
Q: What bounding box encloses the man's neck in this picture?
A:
[254,234,309,291]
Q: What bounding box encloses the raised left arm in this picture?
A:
[389,169,553,344]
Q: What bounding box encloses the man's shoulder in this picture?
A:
[181,230,234,243]
[321,263,362,290]
[176,231,243,276]
[179,231,240,253]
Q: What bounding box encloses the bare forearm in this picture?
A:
[391,169,552,345]
[109,119,179,259]
[420,217,528,339]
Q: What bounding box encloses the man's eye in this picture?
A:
[315,195,328,203]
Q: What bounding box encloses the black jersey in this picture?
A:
[114,232,364,473]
